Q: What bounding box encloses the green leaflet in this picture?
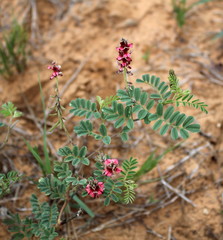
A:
[167,70,208,113]
[70,98,101,119]
[57,145,90,166]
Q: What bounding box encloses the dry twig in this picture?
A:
[164,143,210,174]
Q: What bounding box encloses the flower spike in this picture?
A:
[48,61,63,80]
[116,38,133,75]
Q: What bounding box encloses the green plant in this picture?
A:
[142,47,151,64]
[172,0,214,28]
[0,171,21,198]
[2,39,208,239]
[0,101,22,150]
[25,77,52,176]
[134,143,179,181]
[214,30,223,40]
[0,20,28,79]
[4,194,59,240]
[165,70,208,113]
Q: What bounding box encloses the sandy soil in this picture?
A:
[0,0,223,239]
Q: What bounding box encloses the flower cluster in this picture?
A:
[86,159,122,198]
[103,158,122,177]
[116,38,133,74]
[48,61,63,80]
[86,180,104,198]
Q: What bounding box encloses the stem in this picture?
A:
[54,77,73,145]
[62,122,73,145]
[55,77,59,95]
[0,117,13,150]
[123,68,129,91]
[56,185,73,227]
[38,75,51,174]
[57,199,68,226]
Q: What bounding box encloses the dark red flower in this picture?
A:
[48,61,63,80]
[103,159,122,177]
[116,38,133,74]
[86,180,104,198]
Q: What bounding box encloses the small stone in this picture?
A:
[203,208,209,215]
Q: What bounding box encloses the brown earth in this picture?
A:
[0,0,223,239]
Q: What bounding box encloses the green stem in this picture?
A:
[55,77,73,145]
[56,77,59,95]
[38,74,51,174]
[0,117,13,150]
[123,68,129,91]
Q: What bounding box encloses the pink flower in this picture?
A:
[86,180,104,198]
[116,38,133,75]
[48,61,63,80]
[103,159,122,177]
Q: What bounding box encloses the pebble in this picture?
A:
[203,208,209,215]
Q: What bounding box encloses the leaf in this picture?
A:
[171,128,178,140]
[160,124,169,135]
[142,74,150,82]
[120,132,128,142]
[156,103,163,116]
[190,0,213,8]
[95,162,103,170]
[78,179,87,185]
[99,124,107,136]
[180,129,189,139]
[169,111,180,123]
[132,104,141,113]
[102,136,111,145]
[104,197,110,206]
[114,118,125,128]
[152,119,163,131]
[115,182,124,187]
[11,233,25,240]
[138,109,148,119]
[183,116,194,128]
[185,124,200,133]
[160,85,168,94]
[176,113,186,126]
[25,141,44,173]
[164,106,174,120]
[148,113,159,121]
[69,98,100,118]
[134,153,159,180]
[82,158,90,166]
[127,119,134,129]
[111,193,119,202]
[65,177,78,185]
[72,158,81,166]
[72,145,79,156]
[57,146,72,156]
[0,102,17,117]
[146,100,155,110]
[105,114,119,121]
[140,92,148,105]
[79,146,87,157]
[72,195,94,217]
[13,111,22,118]
[117,103,124,115]
[136,78,144,83]
[113,188,122,194]
[134,88,141,101]
[150,93,160,99]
